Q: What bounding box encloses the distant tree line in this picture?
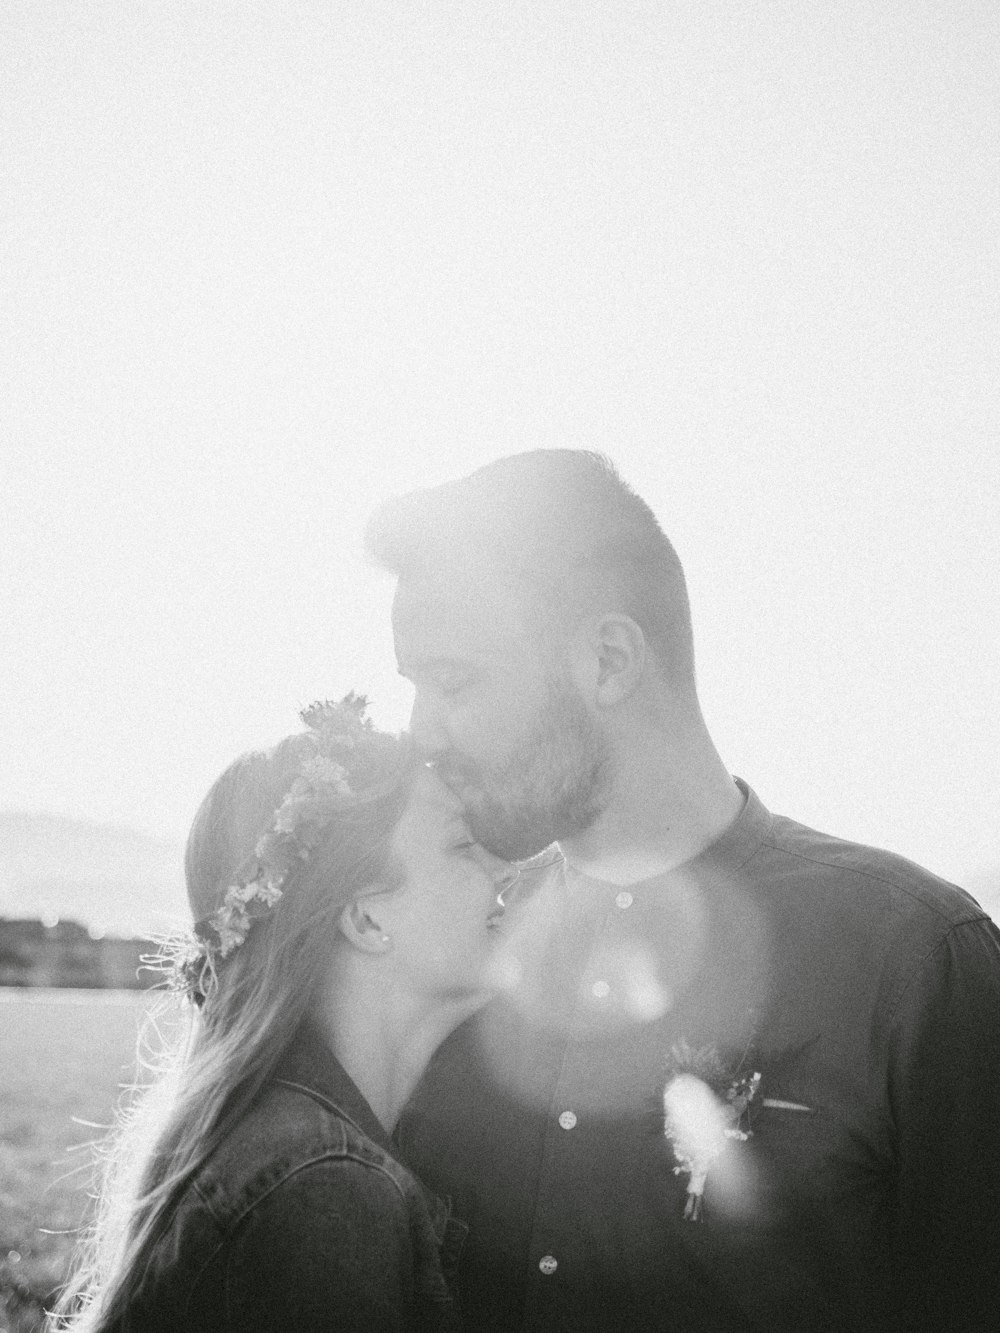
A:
[0,917,159,989]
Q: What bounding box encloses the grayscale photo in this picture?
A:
[2,4,998,1331]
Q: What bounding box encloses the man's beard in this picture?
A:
[434,675,612,861]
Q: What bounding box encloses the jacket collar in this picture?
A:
[271,1020,465,1249]
[272,1018,397,1158]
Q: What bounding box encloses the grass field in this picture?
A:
[0,990,161,1333]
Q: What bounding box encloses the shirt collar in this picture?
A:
[561,777,773,897]
[685,777,773,880]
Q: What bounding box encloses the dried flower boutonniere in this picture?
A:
[662,1039,761,1221]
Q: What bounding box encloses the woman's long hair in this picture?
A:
[52,726,415,1330]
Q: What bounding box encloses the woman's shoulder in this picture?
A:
[193,1074,426,1235]
[130,1087,458,1331]
[131,1028,464,1327]
[215,1153,462,1330]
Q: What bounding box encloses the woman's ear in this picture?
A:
[337,893,393,954]
[570,613,646,708]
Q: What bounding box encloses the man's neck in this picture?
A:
[558,743,745,886]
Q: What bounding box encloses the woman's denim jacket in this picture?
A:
[114,1022,467,1332]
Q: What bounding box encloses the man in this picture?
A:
[366,450,1000,1331]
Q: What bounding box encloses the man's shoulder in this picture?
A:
[758,807,987,933]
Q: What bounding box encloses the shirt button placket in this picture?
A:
[523,894,608,1327]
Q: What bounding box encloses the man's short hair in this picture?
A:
[366,449,696,689]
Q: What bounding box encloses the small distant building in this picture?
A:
[0,917,159,989]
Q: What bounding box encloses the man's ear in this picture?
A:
[337,892,393,954]
[570,613,646,708]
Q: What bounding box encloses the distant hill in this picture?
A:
[2,808,996,939]
[0,811,187,936]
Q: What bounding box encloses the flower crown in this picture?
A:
[170,692,383,1004]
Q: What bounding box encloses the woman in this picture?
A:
[53,695,516,1332]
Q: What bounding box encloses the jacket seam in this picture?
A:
[184,1151,413,1325]
[188,1174,219,1222]
[273,1077,375,1142]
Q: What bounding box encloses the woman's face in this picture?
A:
[383,766,515,997]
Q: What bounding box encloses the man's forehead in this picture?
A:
[391,575,525,657]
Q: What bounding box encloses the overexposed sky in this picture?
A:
[3,1,998,888]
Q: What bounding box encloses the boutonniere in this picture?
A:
[662,1039,761,1222]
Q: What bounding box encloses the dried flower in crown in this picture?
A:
[164,693,378,1004]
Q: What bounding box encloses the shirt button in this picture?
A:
[592,980,610,999]
[558,1110,577,1130]
[615,891,634,909]
[538,1255,558,1276]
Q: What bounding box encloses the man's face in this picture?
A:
[392,577,611,861]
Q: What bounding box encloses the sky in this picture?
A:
[2,1,998,892]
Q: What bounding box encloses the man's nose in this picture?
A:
[408,691,448,756]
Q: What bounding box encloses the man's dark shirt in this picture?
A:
[397,782,1000,1331]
